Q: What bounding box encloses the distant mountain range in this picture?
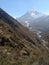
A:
[17,9,49,42]
[17,9,49,32]
[0,8,49,65]
[17,9,46,21]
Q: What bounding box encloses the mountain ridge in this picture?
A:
[17,9,47,21]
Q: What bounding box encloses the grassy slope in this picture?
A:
[0,18,49,65]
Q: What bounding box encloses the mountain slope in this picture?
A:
[0,8,49,65]
[17,9,49,42]
[17,9,49,32]
[17,10,46,27]
[17,9,45,22]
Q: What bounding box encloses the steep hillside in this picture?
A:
[0,8,49,65]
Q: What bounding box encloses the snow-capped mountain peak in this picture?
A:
[29,9,36,16]
[17,9,47,25]
[28,9,45,18]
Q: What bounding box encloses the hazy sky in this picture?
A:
[0,0,49,18]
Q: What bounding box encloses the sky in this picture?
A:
[0,0,49,18]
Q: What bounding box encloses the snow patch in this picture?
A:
[25,21,29,23]
[37,31,42,38]
[31,13,35,16]
[25,21,30,27]
[13,17,16,19]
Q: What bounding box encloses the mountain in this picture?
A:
[17,9,49,31]
[0,8,49,65]
[17,9,45,21]
[17,9,46,27]
[17,9,49,42]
